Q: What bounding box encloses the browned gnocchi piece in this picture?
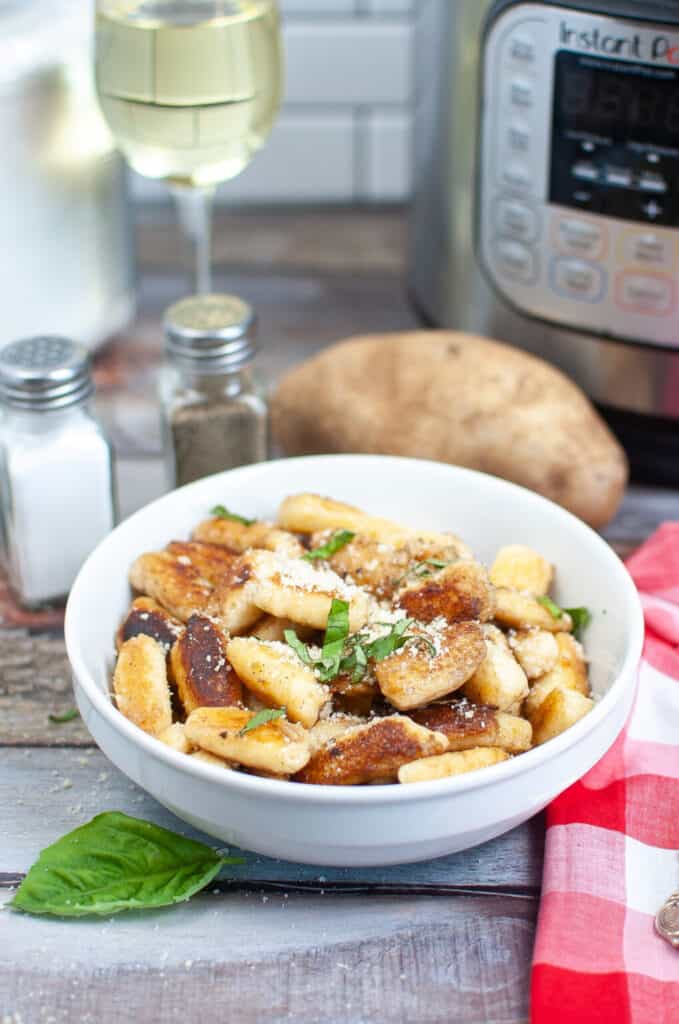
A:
[408,700,532,754]
[170,614,242,715]
[462,624,529,711]
[508,629,559,680]
[129,551,213,622]
[396,560,495,624]
[529,688,593,746]
[116,596,183,654]
[398,747,510,784]
[227,636,329,728]
[494,588,572,633]
[374,621,487,711]
[294,715,447,785]
[490,545,553,595]
[193,517,305,558]
[185,706,311,775]
[113,635,173,737]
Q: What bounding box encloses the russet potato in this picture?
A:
[271,332,627,528]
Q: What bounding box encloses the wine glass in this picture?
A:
[94,1,283,294]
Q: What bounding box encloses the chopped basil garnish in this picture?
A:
[317,599,351,682]
[395,559,449,586]
[565,606,592,638]
[210,505,255,527]
[536,595,565,619]
[284,603,429,685]
[48,709,79,724]
[283,629,313,665]
[238,707,287,736]
[536,596,591,636]
[303,530,355,562]
[363,617,412,662]
[11,812,244,918]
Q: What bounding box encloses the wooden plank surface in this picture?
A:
[0,749,543,892]
[1,891,535,1024]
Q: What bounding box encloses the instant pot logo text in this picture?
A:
[560,23,679,65]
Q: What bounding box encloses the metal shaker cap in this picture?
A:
[164,294,257,372]
[0,336,94,410]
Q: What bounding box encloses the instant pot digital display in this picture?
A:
[550,51,679,225]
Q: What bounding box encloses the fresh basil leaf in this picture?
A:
[303,530,355,562]
[48,709,79,724]
[395,559,449,586]
[283,629,313,665]
[364,618,413,662]
[565,606,591,638]
[239,707,287,736]
[317,598,350,682]
[210,505,255,527]
[536,595,564,620]
[11,812,242,918]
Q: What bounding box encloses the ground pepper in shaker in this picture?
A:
[160,294,268,488]
[0,336,116,607]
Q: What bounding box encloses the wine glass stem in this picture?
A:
[170,184,215,295]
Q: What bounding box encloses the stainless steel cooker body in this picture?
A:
[410,0,679,421]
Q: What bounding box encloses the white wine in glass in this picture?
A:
[95,1,283,292]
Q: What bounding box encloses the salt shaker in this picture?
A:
[0,336,116,606]
[159,294,268,488]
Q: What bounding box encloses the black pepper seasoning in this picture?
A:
[159,294,268,488]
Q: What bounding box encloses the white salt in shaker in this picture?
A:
[0,336,116,606]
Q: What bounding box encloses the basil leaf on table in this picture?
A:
[48,709,79,724]
[11,812,243,918]
[210,505,255,527]
[303,530,355,562]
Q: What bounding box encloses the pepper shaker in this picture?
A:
[159,293,269,489]
[0,336,116,606]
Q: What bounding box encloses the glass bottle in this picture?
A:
[159,293,268,489]
[0,336,116,606]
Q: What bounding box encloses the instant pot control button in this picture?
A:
[507,33,537,64]
[499,161,533,194]
[554,217,606,261]
[551,258,606,303]
[616,272,675,315]
[622,232,677,270]
[495,199,540,243]
[494,239,538,284]
[509,77,534,109]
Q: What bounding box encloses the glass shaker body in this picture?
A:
[0,400,116,606]
[159,361,268,489]
[160,294,269,490]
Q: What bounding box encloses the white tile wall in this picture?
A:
[131,1,415,205]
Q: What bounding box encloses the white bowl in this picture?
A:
[65,455,643,867]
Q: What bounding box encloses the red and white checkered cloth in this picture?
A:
[531,524,679,1022]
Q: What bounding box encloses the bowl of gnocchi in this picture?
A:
[65,455,643,866]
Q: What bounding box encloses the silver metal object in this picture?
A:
[410,1,679,421]
[656,892,679,949]
[0,335,116,607]
[0,336,94,410]
[0,1,134,351]
[164,293,257,371]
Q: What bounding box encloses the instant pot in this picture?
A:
[410,1,679,480]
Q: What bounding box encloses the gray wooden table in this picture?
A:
[1,207,675,1024]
